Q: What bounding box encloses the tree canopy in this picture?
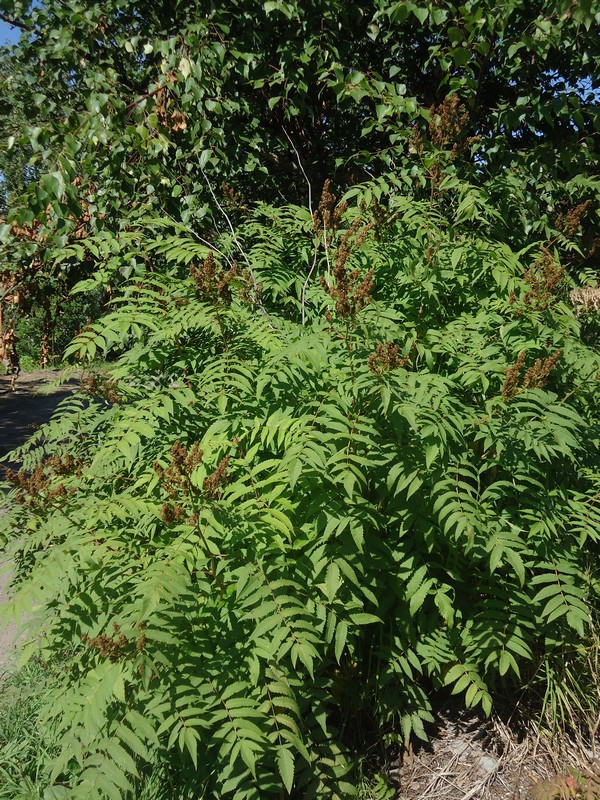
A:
[1,0,599,244]
[1,0,598,360]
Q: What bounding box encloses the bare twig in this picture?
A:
[125,84,163,111]
[301,251,319,327]
[198,163,284,334]
[282,127,313,215]
[159,207,235,269]
[199,163,258,290]
[281,128,321,326]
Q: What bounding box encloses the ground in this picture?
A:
[0,370,598,799]
[0,369,79,676]
[0,369,79,465]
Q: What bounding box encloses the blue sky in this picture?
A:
[0,18,22,46]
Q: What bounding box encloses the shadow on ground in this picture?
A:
[0,371,79,467]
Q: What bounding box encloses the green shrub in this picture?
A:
[1,180,599,799]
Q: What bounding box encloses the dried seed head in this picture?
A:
[502,349,561,400]
[203,455,231,499]
[555,199,592,238]
[502,350,526,402]
[368,342,409,374]
[321,215,374,319]
[523,250,564,311]
[523,349,561,389]
[160,502,185,524]
[428,94,469,151]
[83,624,129,661]
[570,286,600,315]
[190,253,244,305]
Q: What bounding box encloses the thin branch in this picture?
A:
[0,12,33,32]
[159,207,235,268]
[125,84,163,112]
[282,127,313,216]
[199,163,258,290]
[301,251,319,327]
[282,127,320,327]
[198,163,284,334]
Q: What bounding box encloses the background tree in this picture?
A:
[1,0,598,272]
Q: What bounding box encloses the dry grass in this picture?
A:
[385,704,600,800]
[570,287,600,315]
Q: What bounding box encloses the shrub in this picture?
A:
[1,180,599,799]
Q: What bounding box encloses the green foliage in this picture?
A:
[1,0,598,334]
[12,288,104,368]
[1,178,599,798]
[0,0,598,796]
[0,659,61,799]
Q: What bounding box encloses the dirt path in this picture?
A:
[0,369,79,676]
[0,370,80,466]
[0,561,19,676]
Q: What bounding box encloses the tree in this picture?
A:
[1,0,598,238]
[1,0,598,365]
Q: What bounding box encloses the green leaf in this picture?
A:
[325,562,341,602]
[276,746,295,793]
[413,7,429,24]
[335,620,348,663]
[451,47,471,67]
[349,613,382,626]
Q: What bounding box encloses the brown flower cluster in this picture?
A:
[521,250,564,311]
[409,124,425,155]
[367,342,409,375]
[136,626,147,652]
[82,622,145,662]
[45,453,82,477]
[82,623,128,661]
[82,374,121,404]
[501,349,561,401]
[322,215,374,319]
[154,442,231,517]
[153,440,204,499]
[5,464,48,505]
[555,200,592,238]
[312,180,348,236]
[428,94,472,156]
[4,461,74,506]
[221,183,248,215]
[160,502,185,524]
[190,252,243,306]
[203,455,231,499]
